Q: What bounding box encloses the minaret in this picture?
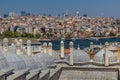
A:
[69,42,74,66]
[43,42,47,54]
[16,42,21,55]
[90,42,94,52]
[60,41,64,59]
[104,42,109,67]
[48,42,52,56]
[27,40,32,56]
[3,38,9,51]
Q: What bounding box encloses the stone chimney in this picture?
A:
[90,42,94,52]
[69,42,74,66]
[43,42,47,54]
[77,45,80,50]
[100,43,103,49]
[19,39,23,49]
[27,40,32,56]
[60,41,64,59]
[104,42,109,67]
[48,42,52,56]
[14,39,18,45]
[3,38,9,52]
[16,42,21,55]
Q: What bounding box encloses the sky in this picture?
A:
[0,0,120,17]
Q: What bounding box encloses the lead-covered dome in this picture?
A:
[1,45,26,71]
[0,53,9,70]
[33,52,55,70]
[20,55,38,70]
[93,49,117,63]
[67,49,90,63]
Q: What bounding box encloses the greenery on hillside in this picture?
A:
[0,31,41,38]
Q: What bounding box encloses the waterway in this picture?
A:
[40,38,120,50]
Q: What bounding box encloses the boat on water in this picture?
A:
[86,37,99,41]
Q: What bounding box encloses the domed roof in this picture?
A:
[20,55,38,70]
[50,50,60,61]
[0,53,9,70]
[67,49,90,63]
[93,49,117,63]
[1,45,26,71]
[33,52,54,70]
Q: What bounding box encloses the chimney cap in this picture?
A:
[19,39,23,43]
[43,42,47,47]
[61,41,64,44]
[27,40,31,44]
[105,42,109,46]
[69,41,73,46]
[3,38,8,42]
[48,42,52,46]
[90,42,93,45]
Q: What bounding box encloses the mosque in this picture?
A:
[0,38,120,80]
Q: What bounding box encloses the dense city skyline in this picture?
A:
[0,0,120,17]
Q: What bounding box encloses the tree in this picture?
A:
[109,32,116,36]
[35,33,41,38]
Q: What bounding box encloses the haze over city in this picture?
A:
[0,0,120,17]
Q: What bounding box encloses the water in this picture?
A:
[40,38,120,50]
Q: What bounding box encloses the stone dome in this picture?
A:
[93,49,117,63]
[20,55,38,70]
[0,53,9,70]
[50,50,60,61]
[67,49,90,63]
[33,52,55,70]
[1,45,26,71]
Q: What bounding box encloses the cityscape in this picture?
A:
[1,0,120,80]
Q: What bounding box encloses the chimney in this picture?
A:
[60,41,64,59]
[104,42,109,67]
[100,43,103,49]
[14,39,18,45]
[27,40,32,56]
[43,42,47,54]
[77,45,80,50]
[16,42,21,55]
[48,42,52,56]
[19,39,23,49]
[90,42,94,52]
[3,38,9,51]
[69,42,74,66]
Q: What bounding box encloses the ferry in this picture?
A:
[37,39,52,42]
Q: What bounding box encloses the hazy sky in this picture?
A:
[0,0,120,17]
